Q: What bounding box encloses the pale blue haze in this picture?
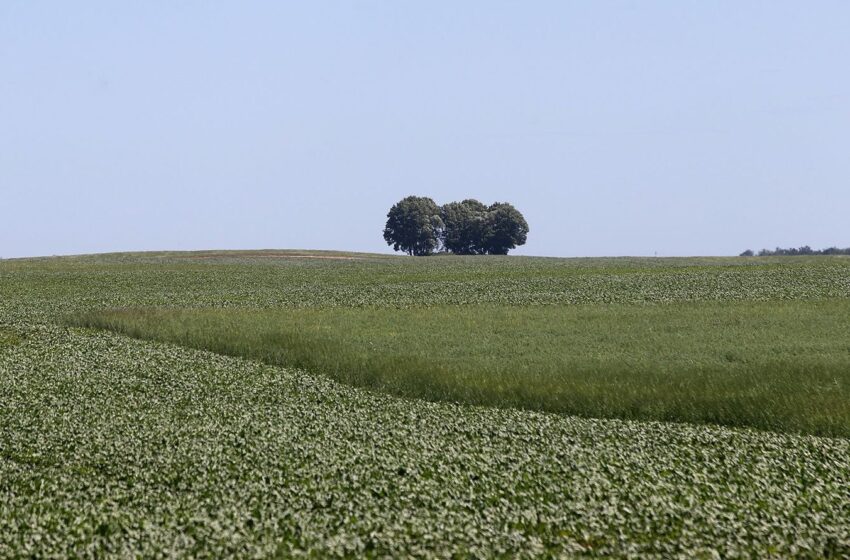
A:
[2,2,849,258]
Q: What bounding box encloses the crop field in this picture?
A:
[78,300,850,437]
[2,251,850,557]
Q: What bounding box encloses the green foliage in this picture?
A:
[3,323,849,557]
[481,201,529,255]
[2,251,850,556]
[382,196,443,256]
[77,300,850,437]
[755,245,850,256]
[387,197,529,255]
[0,328,22,348]
[440,199,489,254]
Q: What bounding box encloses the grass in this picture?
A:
[3,251,850,556]
[75,299,850,437]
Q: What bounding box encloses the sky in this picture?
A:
[2,1,849,258]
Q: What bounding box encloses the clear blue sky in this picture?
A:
[2,2,848,258]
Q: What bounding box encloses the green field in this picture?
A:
[77,300,850,437]
[2,251,850,556]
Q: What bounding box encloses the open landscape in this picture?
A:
[5,2,850,557]
[2,251,849,556]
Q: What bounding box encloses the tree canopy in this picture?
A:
[382,196,444,256]
[384,196,529,256]
[440,199,489,255]
[479,202,529,255]
[740,246,850,257]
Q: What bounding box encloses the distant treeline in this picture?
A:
[740,246,850,257]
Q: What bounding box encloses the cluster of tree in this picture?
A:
[740,246,850,257]
[383,196,529,256]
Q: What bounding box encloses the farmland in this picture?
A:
[78,300,850,437]
[2,251,850,556]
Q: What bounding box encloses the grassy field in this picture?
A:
[76,300,850,436]
[2,251,850,556]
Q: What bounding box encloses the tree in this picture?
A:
[747,245,850,257]
[739,249,754,257]
[480,202,529,255]
[383,196,444,256]
[383,196,530,256]
[440,199,488,255]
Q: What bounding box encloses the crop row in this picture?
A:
[1,323,849,557]
[2,253,849,556]
[2,257,849,323]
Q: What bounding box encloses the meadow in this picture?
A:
[2,251,850,557]
[77,300,850,437]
